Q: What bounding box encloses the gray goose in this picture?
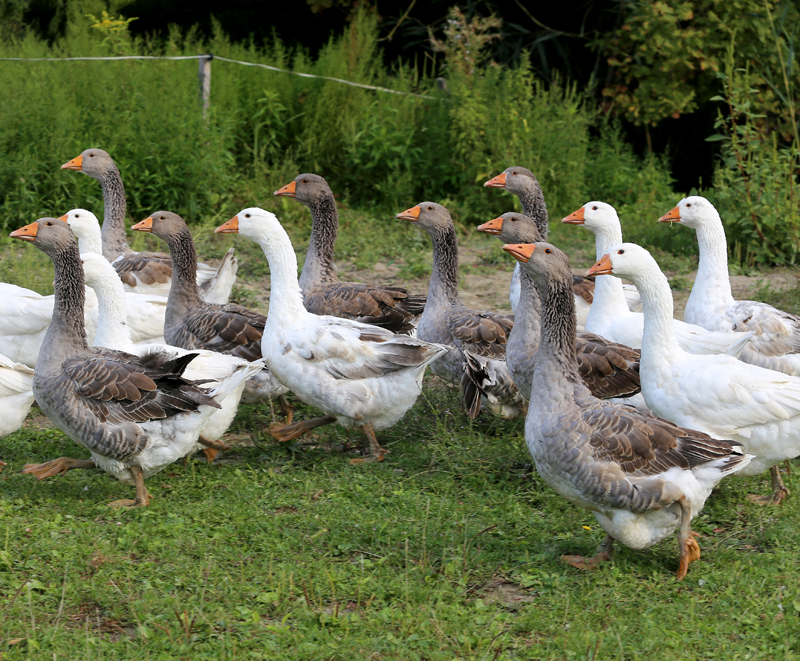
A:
[477,212,641,402]
[9,218,229,508]
[396,202,524,419]
[274,173,426,333]
[61,148,237,304]
[131,212,291,419]
[504,240,750,579]
[483,166,636,322]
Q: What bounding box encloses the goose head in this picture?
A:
[61,148,115,180]
[216,207,285,248]
[503,241,573,289]
[58,208,100,239]
[10,217,77,256]
[274,173,330,206]
[131,211,187,241]
[587,243,660,283]
[395,202,453,234]
[483,166,539,197]
[477,212,542,244]
[658,195,719,230]
[562,201,620,235]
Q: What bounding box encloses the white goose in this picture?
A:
[60,209,168,344]
[214,208,447,463]
[589,243,800,504]
[0,352,35,438]
[562,202,754,357]
[659,196,800,376]
[80,252,265,462]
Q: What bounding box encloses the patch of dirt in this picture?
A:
[479,577,537,610]
[66,600,136,641]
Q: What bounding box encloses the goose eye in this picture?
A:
[545,248,551,254]
[511,217,516,222]
[427,206,432,211]
[160,216,165,220]
[245,214,251,218]
[47,221,52,226]
[302,179,308,183]
[512,171,517,175]
[76,214,80,218]
[618,249,625,255]
[686,203,692,207]
[592,206,598,211]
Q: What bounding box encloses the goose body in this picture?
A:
[591,242,800,503]
[397,202,524,419]
[275,174,426,333]
[215,208,446,461]
[562,202,755,359]
[61,150,238,304]
[9,218,249,506]
[0,353,35,437]
[507,241,750,578]
[660,196,800,375]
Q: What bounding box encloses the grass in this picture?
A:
[2,385,799,660]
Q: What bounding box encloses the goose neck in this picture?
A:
[517,186,549,240]
[629,268,682,358]
[40,243,89,365]
[86,269,134,351]
[99,166,131,260]
[691,215,734,307]
[536,276,581,378]
[426,224,461,306]
[299,194,340,291]
[77,228,104,256]
[164,227,203,319]
[254,228,308,323]
[514,267,542,348]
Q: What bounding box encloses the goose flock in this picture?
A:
[3,150,799,581]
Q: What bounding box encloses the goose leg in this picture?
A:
[198,437,232,465]
[349,423,389,465]
[278,395,294,426]
[108,466,152,509]
[747,465,790,506]
[22,457,96,480]
[561,534,614,571]
[676,497,701,581]
[270,416,336,443]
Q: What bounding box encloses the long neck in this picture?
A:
[75,226,103,255]
[99,165,131,259]
[257,229,308,322]
[517,184,549,240]
[631,268,682,360]
[299,193,340,291]
[536,275,581,384]
[587,223,631,316]
[164,227,203,320]
[86,268,135,351]
[514,268,542,351]
[39,242,89,366]
[426,225,460,306]
[690,215,735,309]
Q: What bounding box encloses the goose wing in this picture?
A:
[448,308,513,360]
[576,331,641,399]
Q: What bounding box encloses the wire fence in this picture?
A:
[0,53,437,116]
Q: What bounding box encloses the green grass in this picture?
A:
[2,382,800,659]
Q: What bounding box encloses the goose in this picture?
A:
[476,212,641,403]
[60,209,167,344]
[130,211,292,417]
[396,203,525,419]
[80,251,265,463]
[505,240,750,578]
[562,201,755,359]
[0,282,99,368]
[483,166,641,320]
[214,207,447,463]
[61,149,237,304]
[0,353,35,438]
[9,218,252,507]
[589,243,800,504]
[274,173,425,333]
[659,196,800,376]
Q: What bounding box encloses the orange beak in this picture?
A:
[562,207,585,224]
[502,243,535,262]
[215,216,239,233]
[477,217,504,235]
[131,217,153,232]
[274,181,296,197]
[10,222,39,242]
[587,253,613,277]
[58,213,69,223]
[396,206,421,222]
[658,206,682,223]
[61,154,83,171]
[483,172,507,188]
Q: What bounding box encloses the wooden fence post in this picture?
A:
[198,54,212,119]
